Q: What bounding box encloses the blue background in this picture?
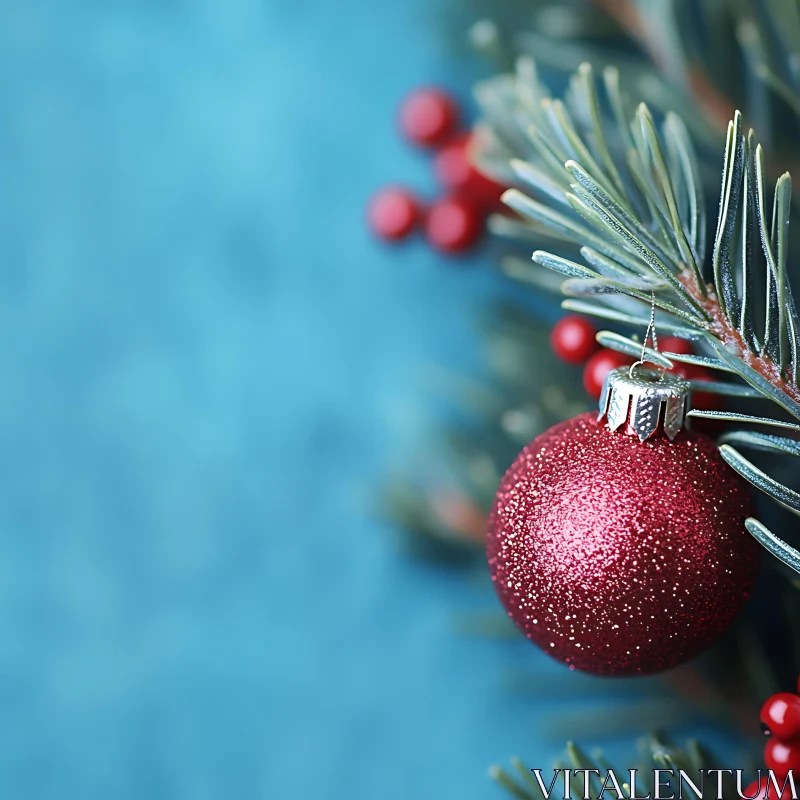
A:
[0,2,740,798]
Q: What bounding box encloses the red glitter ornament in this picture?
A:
[398,88,459,148]
[425,195,483,253]
[487,367,760,676]
[367,187,422,241]
[551,315,598,364]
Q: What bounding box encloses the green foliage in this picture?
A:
[475,52,800,577]
[471,0,800,167]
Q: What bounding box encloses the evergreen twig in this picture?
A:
[478,57,800,576]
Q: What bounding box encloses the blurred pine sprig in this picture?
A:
[469,0,800,169]
[381,302,589,560]
[470,31,800,576]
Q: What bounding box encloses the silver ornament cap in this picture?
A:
[598,366,690,442]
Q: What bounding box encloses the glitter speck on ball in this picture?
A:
[486,412,761,676]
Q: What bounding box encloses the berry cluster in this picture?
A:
[761,688,800,783]
[366,88,505,254]
[550,315,715,405]
[550,314,624,398]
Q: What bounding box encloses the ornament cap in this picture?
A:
[598,366,689,441]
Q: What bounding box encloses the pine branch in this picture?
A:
[481,59,800,576]
[590,0,800,137]
[473,1,800,198]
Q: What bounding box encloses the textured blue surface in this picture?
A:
[0,2,739,799]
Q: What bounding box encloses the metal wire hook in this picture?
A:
[629,292,662,378]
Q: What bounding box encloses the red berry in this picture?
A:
[583,349,631,399]
[551,315,598,364]
[660,337,718,411]
[434,133,505,211]
[762,693,800,740]
[765,738,800,777]
[745,777,794,800]
[659,336,694,356]
[399,88,459,148]
[367,187,422,241]
[671,362,716,411]
[745,779,768,800]
[425,196,483,253]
